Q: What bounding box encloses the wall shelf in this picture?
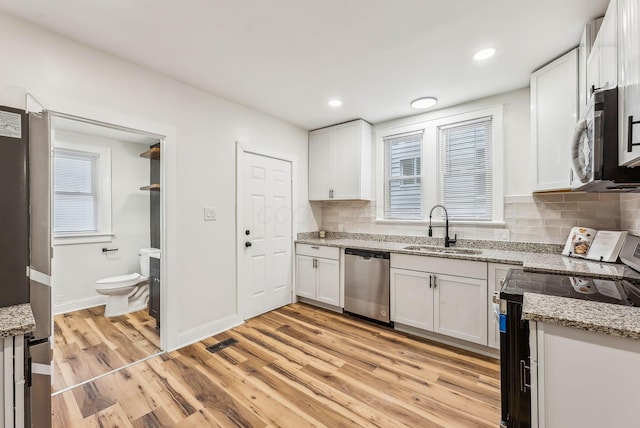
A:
[140,184,160,191]
[140,147,160,160]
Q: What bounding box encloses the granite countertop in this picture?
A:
[523,293,640,340]
[296,237,635,279]
[0,304,36,338]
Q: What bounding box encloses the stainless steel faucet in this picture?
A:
[428,205,457,247]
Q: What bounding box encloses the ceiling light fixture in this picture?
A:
[328,99,342,107]
[410,97,438,109]
[474,48,496,61]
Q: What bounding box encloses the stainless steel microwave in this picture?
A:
[571,88,640,192]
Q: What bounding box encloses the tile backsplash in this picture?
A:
[621,194,640,236]
[319,193,622,245]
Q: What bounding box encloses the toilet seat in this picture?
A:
[96,273,145,290]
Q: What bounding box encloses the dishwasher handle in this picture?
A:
[345,248,390,259]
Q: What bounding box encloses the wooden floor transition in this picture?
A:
[51,302,500,427]
[53,306,161,392]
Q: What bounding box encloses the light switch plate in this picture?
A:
[495,229,510,240]
[204,207,217,221]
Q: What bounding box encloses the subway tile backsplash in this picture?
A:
[319,193,622,245]
[621,194,640,236]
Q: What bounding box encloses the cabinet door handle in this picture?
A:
[310,246,319,249]
[429,274,432,288]
[313,258,317,268]
[520,359,531,392]
[433,275,437,288]
[628,115,640,152]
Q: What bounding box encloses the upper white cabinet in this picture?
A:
[530,49,578,192]
[587,0,618,94]
[618,0,640,166]
[390,254,488,346]
[308,119,372,201]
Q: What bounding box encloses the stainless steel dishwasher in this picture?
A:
[344,248,391,324]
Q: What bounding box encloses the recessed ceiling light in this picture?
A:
[328,99,342,107]
[410,97,438,109]
[474,48,496,61]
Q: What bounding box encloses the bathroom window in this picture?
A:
[53,139,112,244]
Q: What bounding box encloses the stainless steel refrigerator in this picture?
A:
[0,105,52,428]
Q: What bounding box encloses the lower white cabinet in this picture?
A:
[487,263,518,349]
[295,244,340,307]
[390,254,488,345]
[530,321,640,428]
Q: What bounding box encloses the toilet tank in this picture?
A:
[140,248,161,277]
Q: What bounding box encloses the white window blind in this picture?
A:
[53,149,98,234]
[439,117,492,221]
[384,131,423,219]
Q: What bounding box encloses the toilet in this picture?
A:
[95,248,160,317]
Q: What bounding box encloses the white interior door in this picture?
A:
[241,152,292,320]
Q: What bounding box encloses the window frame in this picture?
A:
[375,105,504,225]
[53,136,113,245]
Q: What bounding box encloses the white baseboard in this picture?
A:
[170,314,243,352]
[53,295,107,315]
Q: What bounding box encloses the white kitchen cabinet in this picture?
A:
[579,18,603,118]
[308,119,372,201]
[390,268,434,331]
[1,334,25,428]
[587,1,617,96]
[530,48,578,192]
[487,263,517,349]
[618,0,640,166]
[295,244,340,307]
[530,321,640,428]
[433,274,487,345]
[390,254,488,346]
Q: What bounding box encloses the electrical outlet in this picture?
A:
[56,295,64,305]
[204,207,217,221]
[338,224,344,232]
[495,229,510,241]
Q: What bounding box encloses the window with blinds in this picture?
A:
[438,117,492,221]
[384,131,423,219]
[53,149,99,234]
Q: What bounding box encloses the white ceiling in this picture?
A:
[0,0,609,130]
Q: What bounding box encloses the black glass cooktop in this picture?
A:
[500,269,640,307]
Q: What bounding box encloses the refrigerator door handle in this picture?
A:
[25,355,32,388]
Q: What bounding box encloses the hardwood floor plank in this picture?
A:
[96,403,134,428]
[53,306,161,392]
[52,303,500,427]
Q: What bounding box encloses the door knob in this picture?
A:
[245,242,252,248]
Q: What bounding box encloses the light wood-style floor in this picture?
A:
[53,306,161,392]
[52,303,500,427]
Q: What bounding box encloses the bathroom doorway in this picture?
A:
[47,113,165,393]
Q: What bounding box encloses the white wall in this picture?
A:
[52,130,151,314]
[0,13,317,350]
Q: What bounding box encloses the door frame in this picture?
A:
[235,141,297,321]
[40,110,175,353]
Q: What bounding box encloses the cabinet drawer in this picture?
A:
[296,243,339,260]
[391,253,486,279]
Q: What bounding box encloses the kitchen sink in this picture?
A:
[403,245,482,255]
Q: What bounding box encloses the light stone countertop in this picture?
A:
[0,303,36,338]
[297,236,640,339]
[296,237,636,279]
[523,293,640,340]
